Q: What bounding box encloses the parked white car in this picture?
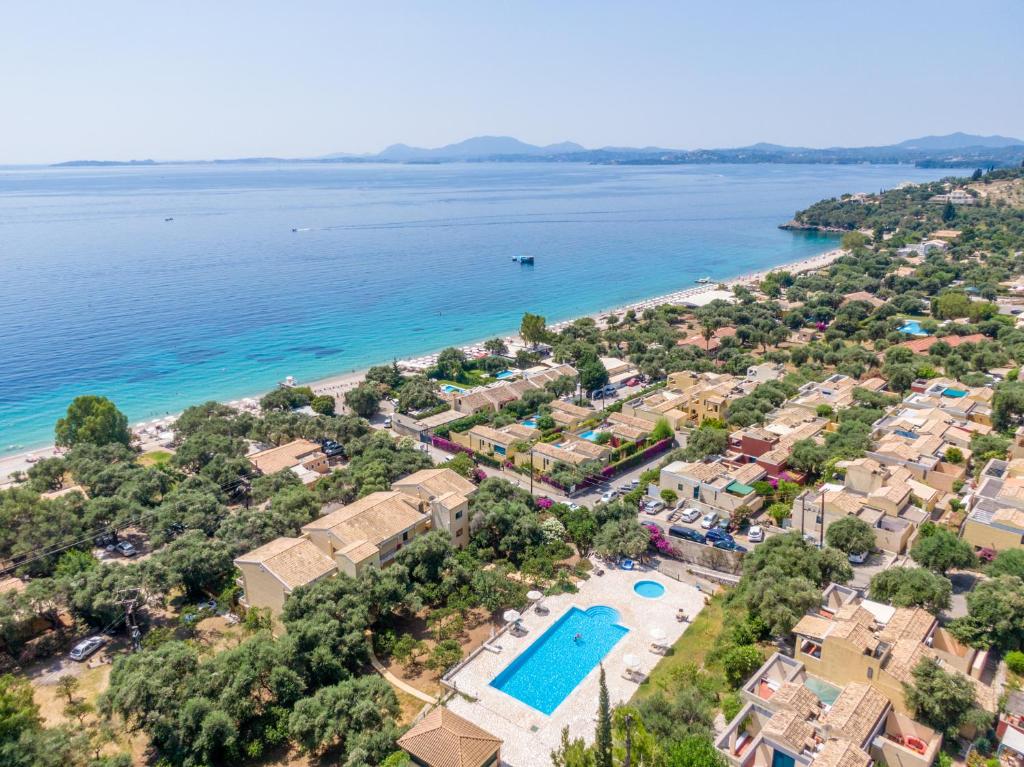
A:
[643,500,666,515]
[69,636,104,661]
[600,490,617,503]
[700,512,719,529]
[747,525,764,543]
[678,507,701,523]
[847,551,869,564]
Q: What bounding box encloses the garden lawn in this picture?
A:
[137,450,173,467]
[631,592,738,701]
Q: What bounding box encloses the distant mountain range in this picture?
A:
[53,132,1024,168]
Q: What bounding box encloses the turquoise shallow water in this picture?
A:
[0,161,951,453]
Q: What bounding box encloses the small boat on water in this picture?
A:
[518,256,535,265]
[164,217,174,222]
[291,227,311,232]
[695,276,710,284]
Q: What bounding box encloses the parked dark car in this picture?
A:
[668,525,707,544]
[713,539,748,553]
[321,439,345,458]
[705,528,734,544]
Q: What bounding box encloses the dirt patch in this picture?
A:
[394,689,430,726]
[33,662,111,726]
[379,607,503,695]
[969,178,1024,208]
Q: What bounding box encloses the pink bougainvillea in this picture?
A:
[647,525,674,555]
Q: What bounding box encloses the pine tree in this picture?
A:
[595,664,613,767]
[942,200,956,222]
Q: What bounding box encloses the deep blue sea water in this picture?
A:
[0,161,952,454]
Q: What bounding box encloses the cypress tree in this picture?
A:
[595,664,613,767]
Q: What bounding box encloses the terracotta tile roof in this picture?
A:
[821,683,889,747]
[764,709,816,753]
[825,489,869,516]
[833,604,875,628]
[842,291,886,308]
[607,411,652,431]
[550,399,591,418]
[249,439,325,475]
[773,681,822,719]
[234,537,338,591]
[899,333,986,355]
[305,491,425,549]
[828,620,880,656]
[397,707,502,767]
[812,738,872,767]
[878,607,935,645]
[393,468,477,499]
[884,638,934,684]
[792,615,832,639]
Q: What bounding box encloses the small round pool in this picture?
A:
[633,580,666,599]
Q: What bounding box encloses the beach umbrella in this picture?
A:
[623,654,641,671]
[526,590,543,602]
[649,627,668,645]
[503,609,521,624]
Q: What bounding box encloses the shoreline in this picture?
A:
[0,246,843,484]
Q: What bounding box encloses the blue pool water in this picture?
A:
[521,416,539,428]
[579,429,600,441]
[633,580,666,599]
[441,384,466,394]
[803,676,841,705]
[495,370,517,380]
[899,320,929,336]
[942,387,968,398]
[490,606,628,714]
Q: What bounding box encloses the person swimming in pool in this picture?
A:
[573,632,582,642]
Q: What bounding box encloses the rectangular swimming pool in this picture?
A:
[490,606,628,715]
[803,676,841,705]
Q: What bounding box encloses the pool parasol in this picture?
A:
[623,654,641,671]
[649,627,668,645]
[526,590,544,602]
[503,609,522,624]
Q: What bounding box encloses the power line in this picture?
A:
[0,472,252,577]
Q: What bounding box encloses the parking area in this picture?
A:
[638,504,770,553]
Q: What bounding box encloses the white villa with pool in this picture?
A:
[442,566,706,767]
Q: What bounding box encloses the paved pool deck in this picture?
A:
[445,565,706,767]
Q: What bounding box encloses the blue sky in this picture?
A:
[2,0,1022,163]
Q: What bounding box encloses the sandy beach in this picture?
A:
[0,247,842,485]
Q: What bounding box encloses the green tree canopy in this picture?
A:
[344,382,381,418]
[824,516,875,555]
[903,657,978,738]
[909,527,975,574]
[520,312,548,346]
[868,567,951,614]
[948,575,1024,651]
[55,396,131,448]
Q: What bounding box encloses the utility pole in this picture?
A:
[819,489,825,548]
[117,588,143,651]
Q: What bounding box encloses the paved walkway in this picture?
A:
[367,641,439,704]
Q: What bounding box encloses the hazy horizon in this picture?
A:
[3,0,1022,164]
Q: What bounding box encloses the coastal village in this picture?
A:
[3,167,1024,767]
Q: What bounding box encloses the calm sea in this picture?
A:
[0,161,951,454]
